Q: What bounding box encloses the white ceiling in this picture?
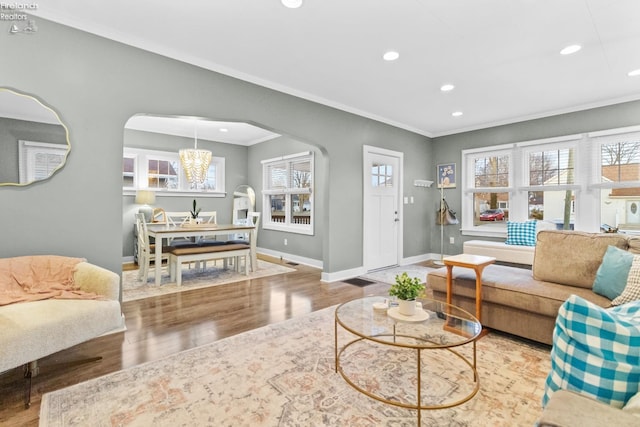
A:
[30,0,640,138]
[125,115,281,146]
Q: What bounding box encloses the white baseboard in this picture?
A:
[321,266,367,283]
[256,247,323,269]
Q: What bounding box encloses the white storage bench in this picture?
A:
[463,240,535,265]
[463,221,556,265]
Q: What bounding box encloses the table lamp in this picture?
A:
[135,190,156,222]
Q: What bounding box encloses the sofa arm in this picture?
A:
[537,390,640,427]
[73,261,120,301]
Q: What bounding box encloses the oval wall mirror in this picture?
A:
[0,88,70,186]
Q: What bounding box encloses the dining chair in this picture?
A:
[136,212,170,283]
[223,212,260,271]
[162,211,195,247]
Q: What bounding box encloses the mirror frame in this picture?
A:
[0,87,71,187]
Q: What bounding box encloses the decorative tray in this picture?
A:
[387,307,430,322]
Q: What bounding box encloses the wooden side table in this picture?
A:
[443,254,496,323]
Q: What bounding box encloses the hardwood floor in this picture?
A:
[0,256,394,426]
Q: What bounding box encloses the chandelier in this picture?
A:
[179,121,212,187]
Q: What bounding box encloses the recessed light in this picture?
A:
[219,128,229,133]
[440,84,455,92]
[628,69,640,77]
[452,111,463,117]
[383,51,400,61]
[560,44,581,55]
[281,0,302,8]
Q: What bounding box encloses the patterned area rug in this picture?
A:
[40,306,550,426]
[122,260,295,302]
[361,264,436,285]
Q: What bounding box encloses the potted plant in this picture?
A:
[389,272,425,316]
[190,199,201,224]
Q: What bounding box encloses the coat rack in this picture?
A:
[435,184,446,266]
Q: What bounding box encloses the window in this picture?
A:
[19,140,67,183]
[123,147,225,195]
[462,127,640,236]
[262,151,313,235]
[471,152,510,226]
[592,130,640,231]
[462,136,581,236]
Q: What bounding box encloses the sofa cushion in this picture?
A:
[505,220,537,246]
[533,230,629,289]
[428,265,610,318]
[0,298,123,373]
[542,295,640,409]
[593,245,634,300]
[612,256,640,306]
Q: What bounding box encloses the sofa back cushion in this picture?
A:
[533,230,629,288]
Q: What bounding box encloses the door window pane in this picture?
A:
[372,162,393,187]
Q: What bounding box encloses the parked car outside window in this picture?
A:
[479,208,505,221]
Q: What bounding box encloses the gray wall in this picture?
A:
[0,17,434,277]
[431,100,640,255]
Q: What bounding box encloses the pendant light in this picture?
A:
[179,120,212,188]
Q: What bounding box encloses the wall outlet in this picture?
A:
[284,238,288,246]
[449,237,455,244]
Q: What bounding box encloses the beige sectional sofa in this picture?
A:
[0,257,124,405]
[427,230,640,345]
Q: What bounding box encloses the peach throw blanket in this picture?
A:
[0,255,104,306]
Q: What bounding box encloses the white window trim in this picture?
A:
[19,140,68,184]
[123,147,225,197]
[261,151,314,235]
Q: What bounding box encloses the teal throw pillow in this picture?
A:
[593,245,633,300]
[505,220,537,246]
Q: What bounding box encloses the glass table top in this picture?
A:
[335,295,482,349]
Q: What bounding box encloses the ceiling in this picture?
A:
[30,0,640,138]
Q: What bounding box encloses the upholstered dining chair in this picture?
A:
[136,212,170,283]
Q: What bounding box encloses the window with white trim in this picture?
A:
[262,151,314,235]
[462,127,640,236]
[591,130,640,232]
[123,147,225,194]
[19,140,67,183]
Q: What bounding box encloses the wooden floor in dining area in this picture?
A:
[0,255,396,426]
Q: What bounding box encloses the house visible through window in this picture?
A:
[262,152,313,235]
[123,147,225,195]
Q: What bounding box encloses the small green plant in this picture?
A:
[190,199,201,219]
[389,272,425,301]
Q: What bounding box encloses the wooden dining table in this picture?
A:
[146,223,257,286]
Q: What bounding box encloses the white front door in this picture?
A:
[363,146,402,271]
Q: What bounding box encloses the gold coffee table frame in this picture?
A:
[334,296,482,424]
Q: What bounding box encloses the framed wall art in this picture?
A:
[437,163,456,189]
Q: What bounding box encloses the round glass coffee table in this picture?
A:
[334,295,482,424]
